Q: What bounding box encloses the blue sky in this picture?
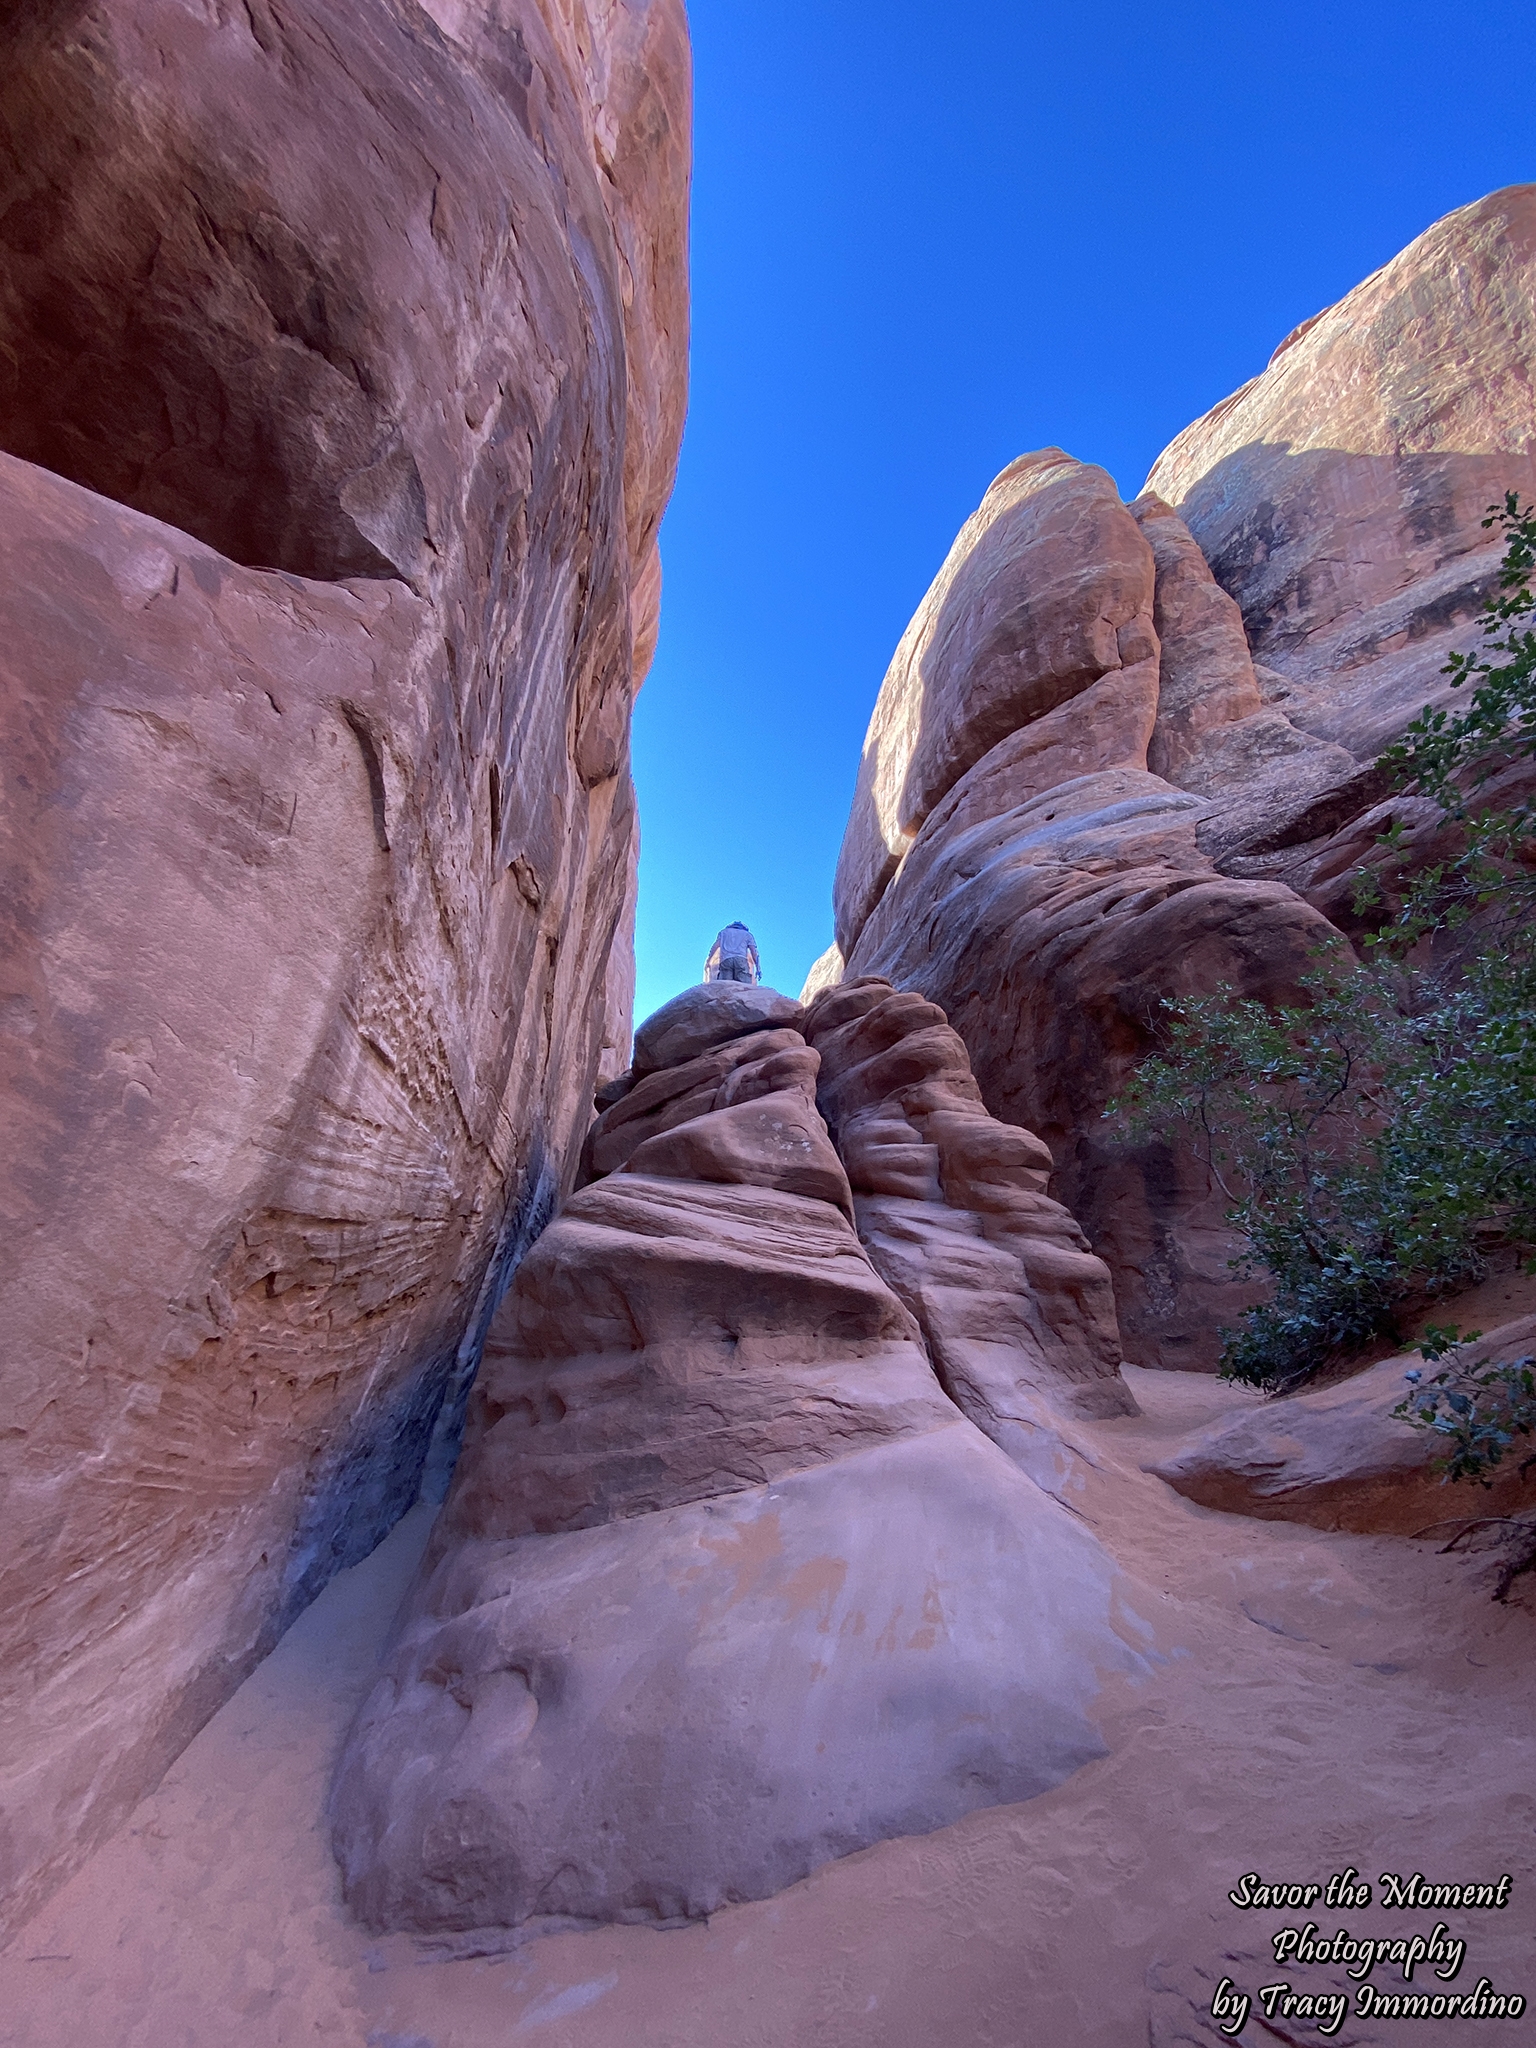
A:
[630,0,1531,1021]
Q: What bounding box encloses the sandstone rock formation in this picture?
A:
[1150,1314,1536,1536]
[0,0,688,1937]
[821,187,1536,1372]
[802,977,1134,1442]
[1134,187,1536,951]
[829,491,1340,1368]
[834,450,1160,950]
[1147,188,1536,831]
[330,983,1150,1933]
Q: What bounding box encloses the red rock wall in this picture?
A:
[0,0,688,1936]
[822,186,1536,1374]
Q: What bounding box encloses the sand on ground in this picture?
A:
[2,1356,1533,2048]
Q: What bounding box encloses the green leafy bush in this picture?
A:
[1393,1347,1536,1487]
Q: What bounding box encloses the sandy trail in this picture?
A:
[2,1366,1532,2048]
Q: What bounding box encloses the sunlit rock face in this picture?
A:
[1148,187,1536,804]
[822,186,1536,1372]
[330,983,1150,1935]
[0,0,688,1936]
[832,451,1160,957]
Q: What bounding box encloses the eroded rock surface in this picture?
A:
[821,188,1536,1371]
[330,984,1151,1934]
[1147,188,1536,815]
[0,0,688,1935]
[840,753,1337,1368]
[1150,1315,1536,1535]
[803,977,1135,1441]
[834,450,1158,953]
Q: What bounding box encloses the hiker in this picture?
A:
[703,921,760,985]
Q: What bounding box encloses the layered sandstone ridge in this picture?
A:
[803,978,1135,1437]
[821,185,1536,1370]
[330,982,1149,1933]
[0,0,688,1936]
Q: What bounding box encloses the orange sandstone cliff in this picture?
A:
[0,0,689,1936]
[816,186,1536,1374]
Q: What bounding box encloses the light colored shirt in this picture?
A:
[704,923,760,984]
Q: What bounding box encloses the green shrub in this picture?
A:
[1393,1344,1536,1488]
